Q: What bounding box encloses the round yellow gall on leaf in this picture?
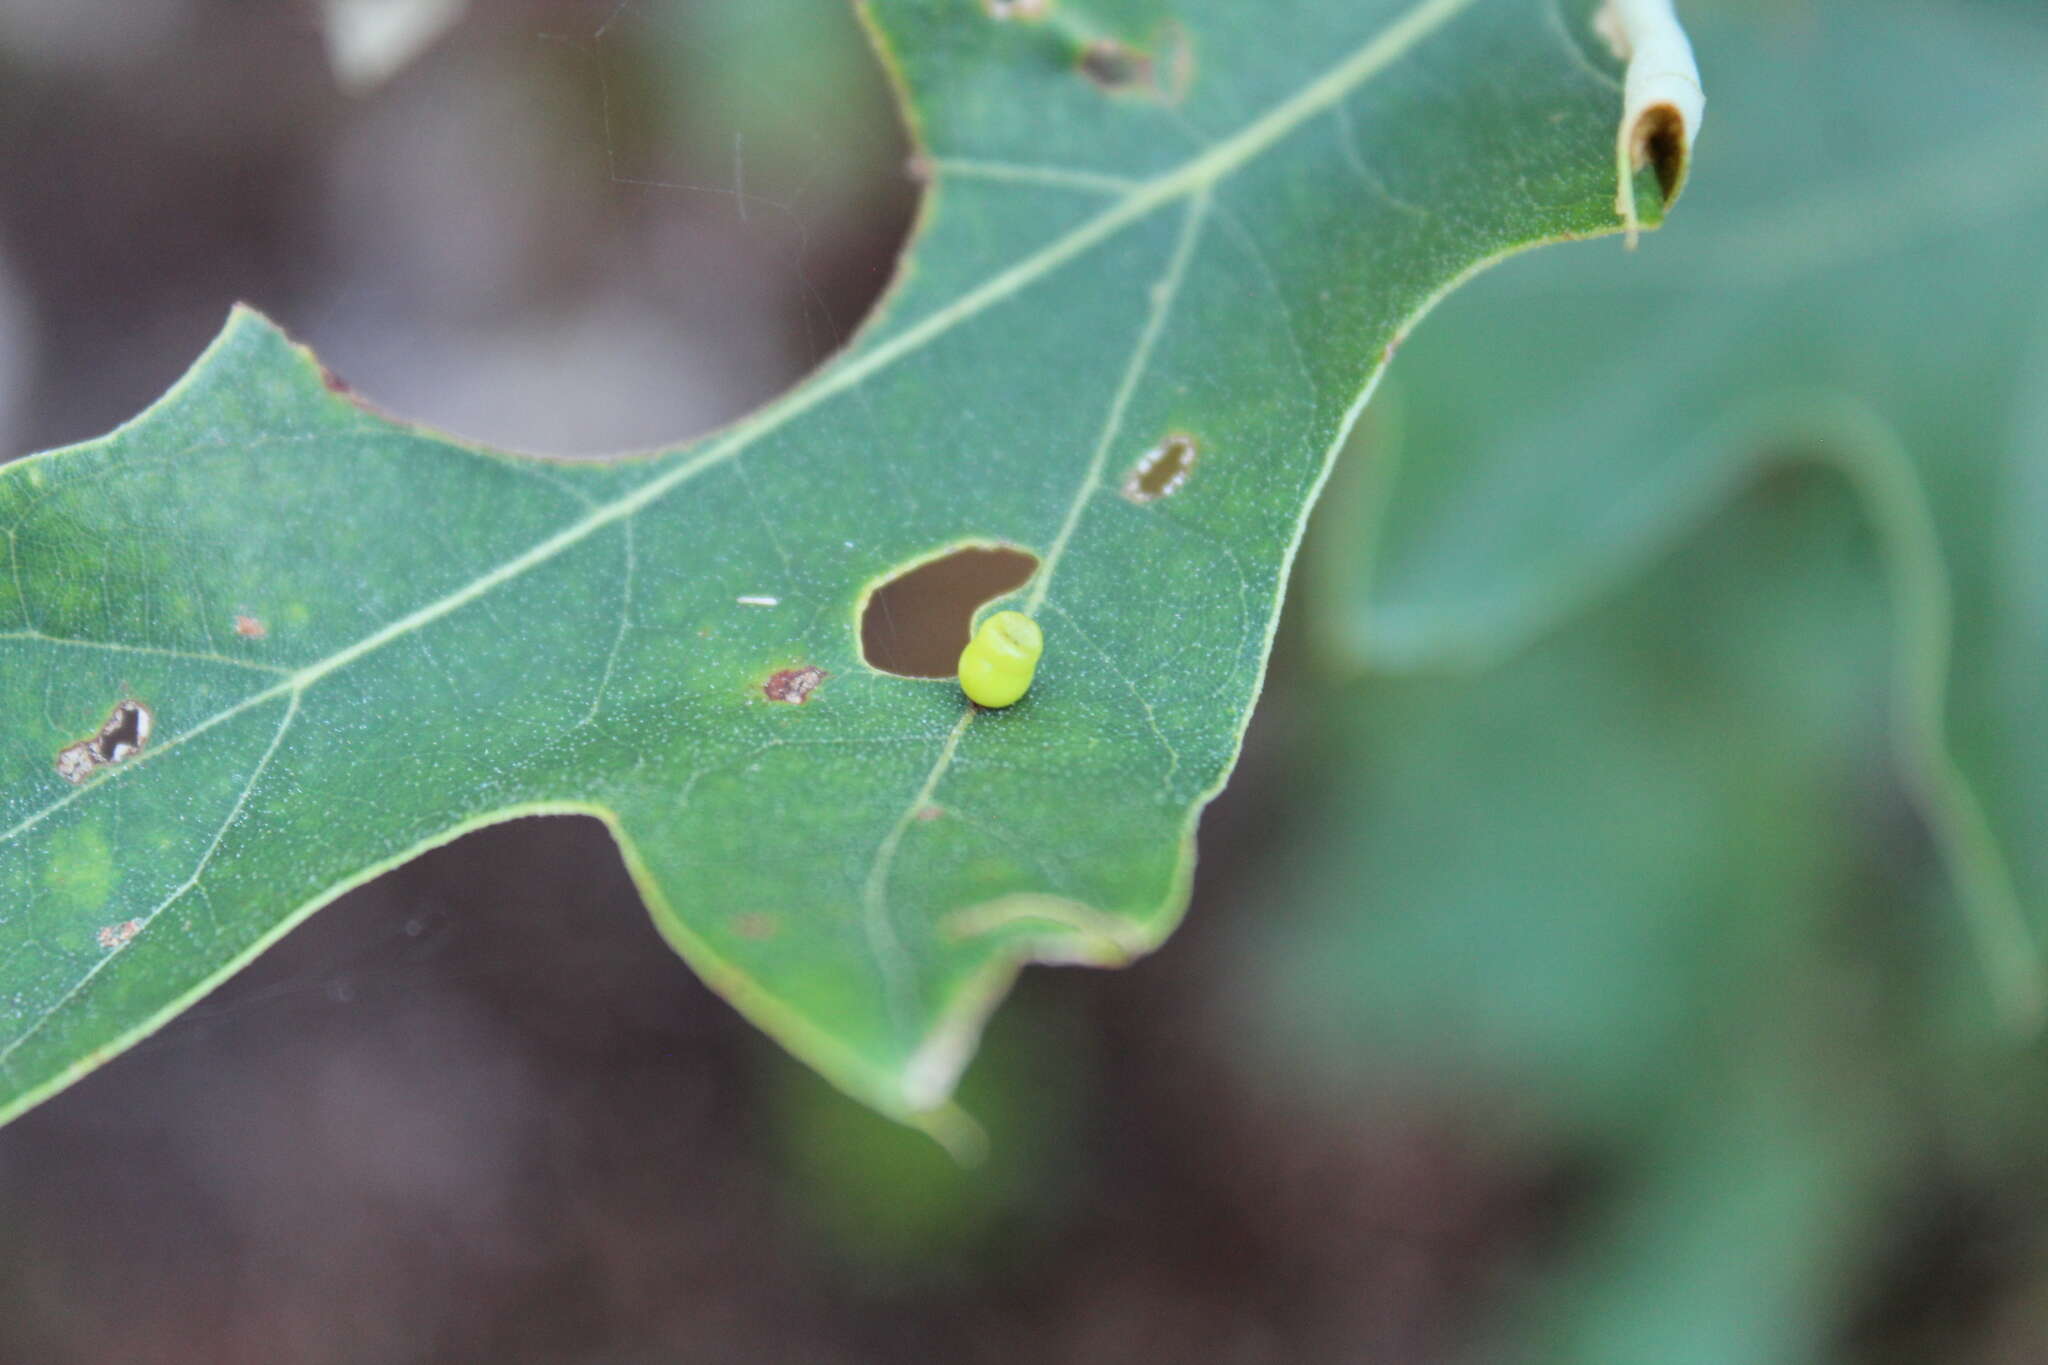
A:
[957,610,1042,708]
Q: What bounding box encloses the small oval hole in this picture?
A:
[1123,433,1197,503]
[861,545,1039,678]
[1079,40,1153,93]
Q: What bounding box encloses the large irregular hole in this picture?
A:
[56,699,153,784]
[0,0,914,458]
[861,545,1039,679]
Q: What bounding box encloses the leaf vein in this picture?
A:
[0,690,301,1072]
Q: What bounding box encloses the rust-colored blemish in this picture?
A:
[318,363,385,415]
[915,805,944,822]
[763,666,826,705]
[55,742,97,785]
[1079,25,1191,101]
[731,913,780,941]
[983,0,1050,17]
[234,614,267,639]
[97,919,143,951]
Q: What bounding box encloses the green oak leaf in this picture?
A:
[1317,0,2048,1022]
[0,0,1686,1130]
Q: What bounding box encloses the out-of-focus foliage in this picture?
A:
[1234,0,2048,1358]
[1251,476,1909,1361]
[768,995,1086,1273]
[1323,0,2048,1020]
[650,0,903,221]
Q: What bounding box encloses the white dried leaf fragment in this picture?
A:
[1599,0,1706,246]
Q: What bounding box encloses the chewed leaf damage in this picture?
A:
[55,701,153,785]
[764,666,827,704]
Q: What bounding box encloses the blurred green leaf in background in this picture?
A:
[1324,0,2048,1018]
[1230,0,2048,1359]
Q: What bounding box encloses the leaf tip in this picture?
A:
[1601,0,1705,245]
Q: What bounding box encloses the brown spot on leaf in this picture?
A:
[763,666,826,705]
[1078,25,1191,101]
[234,614,267,639]
[97,918,143,951]
[983,0,1050,17]
[915,805,944,822]
[732,913,780,941]
[55,743,98,785]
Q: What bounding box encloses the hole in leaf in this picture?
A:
[1078,40,1153,93]
[5,2,914,457]
[861,545,1039,679]
[1076,27,1191,101]
[56,699,153,784]
[1123,434,1198,503]
[1633,102,1688,201]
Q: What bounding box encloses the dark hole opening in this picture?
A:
[861,545,1039,679]
[1125,434,1198,503]
[91,701,150,762]
[1638,104,1687,201]
[1079,40,1153,93]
